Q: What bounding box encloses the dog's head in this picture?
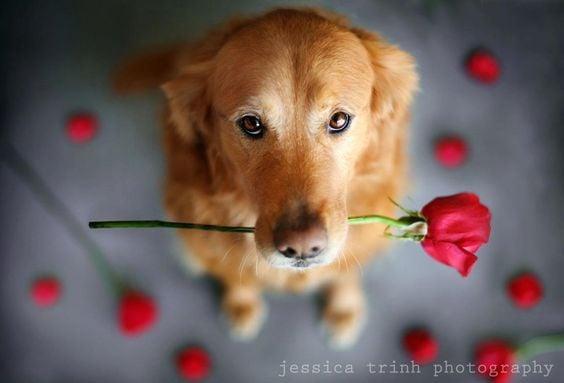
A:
[162,9,417,270]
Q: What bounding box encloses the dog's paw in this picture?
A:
[322,304,365,349]
[222,293,266,341]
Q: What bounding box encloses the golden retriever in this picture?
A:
[114,8,418,348]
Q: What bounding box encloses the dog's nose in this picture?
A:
[273,217,327,259]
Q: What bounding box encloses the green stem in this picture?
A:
[1,143,123,297]
[347,215,413,228]
[516,334,564,361]
[89,215,413,232]
[89,220,255,233]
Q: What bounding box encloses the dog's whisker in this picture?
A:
[258,252,268,279]
[350,252,363,276]
[343,252,350,274]
[239,252,249,283]
[342,249,349,272]
[220,237,244,264]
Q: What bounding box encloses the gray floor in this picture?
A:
[1,0,564,382]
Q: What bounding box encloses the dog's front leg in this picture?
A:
[222,281,266,341]
[322,270,366,349]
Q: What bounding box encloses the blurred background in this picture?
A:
[1,0,564,382]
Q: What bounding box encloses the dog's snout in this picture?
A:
[273,214,327,259]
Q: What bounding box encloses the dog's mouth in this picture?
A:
[291,258,318,269]
[265,251,331,270]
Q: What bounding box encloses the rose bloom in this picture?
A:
[421,193,491,277]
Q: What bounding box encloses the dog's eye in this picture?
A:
[327,111,351,134]
[237,115,264,139]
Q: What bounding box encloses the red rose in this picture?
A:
[475,339,515,383]
[465,49,501,84]
[434,136,468,168]
[507,272,543,309]
[421,193,491,277]
[30,276,62,308]
[118,290,157,336]
[66,113,98,143]
[176,346,212,381]
[403,328,439,364]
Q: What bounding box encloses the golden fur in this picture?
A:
[114,8,418,347]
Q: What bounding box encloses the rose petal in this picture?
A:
[465,49,501,84]
[403,328,439,364]
[421,240,477,277]
[435,136,468,168]
[66,113,98,143]
[118,291,158,336]
[176,346,212,381]
[507,272,544,309]
[475,339,515,383]
[30,276,62,308]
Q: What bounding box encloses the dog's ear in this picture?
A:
[161,62,213,143]
[349,28,418,182]
[351,28,418,123]
[160,17,255,194]
[160,17,251,144]
[112,45,185,95]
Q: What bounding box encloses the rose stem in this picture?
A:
[90,220,256,233]
[89,215,412,233]
[347,215,413,228]
[516,333,564,361]
[1,143,123,296]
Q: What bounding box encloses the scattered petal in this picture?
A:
[465,48,501,84]
[507,272,543,309]
[435,136,468,168]
[30,276,61,308]
[66,113,98,143]
[475,339,515,383]
[176,346,212,381]
[403,328,439,364]
[118,290,157,336]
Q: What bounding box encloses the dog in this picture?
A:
[114,8,418,348]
